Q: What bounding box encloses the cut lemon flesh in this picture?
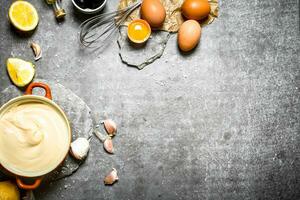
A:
[9,1,39,32]
[7,58,35,87]
[0,181,20,200]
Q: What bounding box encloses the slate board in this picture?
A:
[0,79,94,182]
[118,26,170,69]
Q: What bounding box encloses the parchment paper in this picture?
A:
[118,0,219,32]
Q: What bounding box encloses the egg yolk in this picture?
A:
[128,21,150,42]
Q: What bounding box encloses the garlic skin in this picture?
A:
[103,138,114,154]
[102,119,117,137]
[70,137,90,160]
[104,168,118,185]
[30,42,42,61]
[94,130,109,143]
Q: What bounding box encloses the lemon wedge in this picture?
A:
[7,58,35,87]
[8,1,39,32]
[0,181,20,200]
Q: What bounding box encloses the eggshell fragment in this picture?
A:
[141,0,166,28]
[178,20,201,52]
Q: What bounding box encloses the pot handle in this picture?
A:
[25,82,52,100]
[16,177,42,190]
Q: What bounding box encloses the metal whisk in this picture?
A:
[79,1,141,50]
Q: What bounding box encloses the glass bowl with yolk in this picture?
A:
[127,19,151,43]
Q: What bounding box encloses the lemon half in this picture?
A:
[7,58,35,87]
[9,1,39,32]
[0,181,20,200]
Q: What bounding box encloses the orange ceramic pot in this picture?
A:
[0,82,71,190]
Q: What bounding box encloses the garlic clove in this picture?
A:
[30,42,42,61]
[70,137,90,160]
[104,168,118,185]
[102,119,117,137]
[103,138,114,154]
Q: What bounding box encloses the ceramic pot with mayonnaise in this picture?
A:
[0,82,71,189]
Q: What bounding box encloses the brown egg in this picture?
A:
[181,0,211,20]
[178,20,201,52]
[140,0,166,28]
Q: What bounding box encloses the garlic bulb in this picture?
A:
[102,119,117,137]
[70,137,90,160]
[104,168,118,185]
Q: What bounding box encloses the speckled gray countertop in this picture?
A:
[0,0,299,199]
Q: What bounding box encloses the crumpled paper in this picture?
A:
[118,0,219,32]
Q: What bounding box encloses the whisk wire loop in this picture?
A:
[79,1,142,49]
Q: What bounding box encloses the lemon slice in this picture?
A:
[8,1,39,32]
[7,58,35,87]
[0,181,20,200]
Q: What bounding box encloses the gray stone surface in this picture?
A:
[0,0,299,200]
